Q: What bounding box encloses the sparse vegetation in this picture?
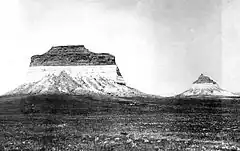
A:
[0,95,239,150]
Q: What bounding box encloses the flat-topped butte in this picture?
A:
[30,45,116,66]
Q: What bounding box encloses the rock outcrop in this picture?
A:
[178,74,237,97]
[30,45,116,66]
[193,74,217,84]
[7,45,144,97]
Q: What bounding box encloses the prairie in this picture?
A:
[0,95,239,150]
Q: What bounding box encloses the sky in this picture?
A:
[0,0,239,96]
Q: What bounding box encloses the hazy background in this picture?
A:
[0,0,239,96]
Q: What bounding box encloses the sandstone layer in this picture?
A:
[30,45,116,66]
[193,74,217,84]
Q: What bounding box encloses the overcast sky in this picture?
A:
[0,0,239,96]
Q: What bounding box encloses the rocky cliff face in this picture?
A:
[30,45,116,66]
[193,74,217,84]
[7,45,144,97]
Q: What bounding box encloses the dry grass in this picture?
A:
[0,95,239,150]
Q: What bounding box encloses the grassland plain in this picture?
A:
[0,94,239,151]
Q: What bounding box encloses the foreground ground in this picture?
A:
[0,95,239,150]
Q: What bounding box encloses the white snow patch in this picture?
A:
[181,83,238,97]
[7,65,144,97]
[26,65,122,84]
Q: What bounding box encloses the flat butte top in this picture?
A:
[30,45,116,66]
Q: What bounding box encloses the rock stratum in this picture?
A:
[7,45,144,97]
[178,74,237,97]
[30,45,116,66]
